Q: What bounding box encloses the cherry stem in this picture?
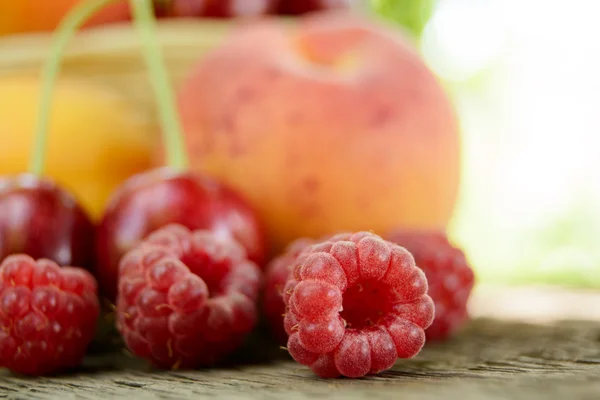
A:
[130,0,189,170]
[30,0,121,176]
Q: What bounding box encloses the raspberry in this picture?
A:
[282,232,434,378]
[386,230,475,341]
[116,224,261,369]
[263,237,316,344]
[0,254,100,375]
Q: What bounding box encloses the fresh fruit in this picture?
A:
[116,224,261,368]
[95,0,267,302]
[178,12,461,253]
[282,231,434,378]
[263,237,315,343]
[96,168,266,301]
[0,254,100,375]
[0,0,130,36]
[0,73,157,221]
[387,230,475,340]
[0,0,358,36]
[0,175,95,270]
[1,4,104,271]
[164,0,278,18]
[278,0,354,15]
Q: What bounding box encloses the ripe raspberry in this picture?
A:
[0,254,100,375]
[387,230,475,341]
[263,237,315,344]
[116,224,261,369]
[283,232,434,378]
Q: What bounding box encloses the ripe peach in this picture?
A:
[177,12,460,253]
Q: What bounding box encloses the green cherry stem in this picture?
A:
[130,0,189,170]
[30,0,121,176]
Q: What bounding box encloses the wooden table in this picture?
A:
[2,286,600,399]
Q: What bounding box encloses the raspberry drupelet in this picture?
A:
[282,231,434,378]
[386,230,475,341]
[116,224,261,369]
[0,255,100,375]
[263,237,316,344]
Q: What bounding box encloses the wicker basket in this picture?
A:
[0,19,234,115]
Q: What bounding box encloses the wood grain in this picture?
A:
[1,316,599,400]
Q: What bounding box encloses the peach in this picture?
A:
[177,12,460,253]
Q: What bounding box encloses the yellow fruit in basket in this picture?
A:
[0,0,130,36]
[0,73,157,220]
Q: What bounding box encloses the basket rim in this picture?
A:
[0,19,237,69]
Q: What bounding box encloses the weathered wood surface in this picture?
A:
[1,286,600,399]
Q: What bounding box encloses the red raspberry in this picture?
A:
[387,230,475,341]
[262,233,358,344]
[0,254,100,375]
[283,232,434,378]
[263,237,316,344]
[116,224,261,369]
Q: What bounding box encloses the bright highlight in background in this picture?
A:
[419,0,600,287]
[421,0,505,81]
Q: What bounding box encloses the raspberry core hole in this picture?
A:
[180,252,230,298]
[340,280,395,329]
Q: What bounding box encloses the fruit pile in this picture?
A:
[0,0,356,36]
[0,0,473,379]
[155,0,356,18]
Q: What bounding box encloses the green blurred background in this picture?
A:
[373,0,600,288]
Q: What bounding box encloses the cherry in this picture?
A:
[278,0,354,15]
[0,175,95,269]
[85,0,348,21]
[93,0,267,302]
[95,167,266,301]
[162,0,278,18]
[0,1,107,270]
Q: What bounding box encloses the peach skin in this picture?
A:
[177,12,461,253]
